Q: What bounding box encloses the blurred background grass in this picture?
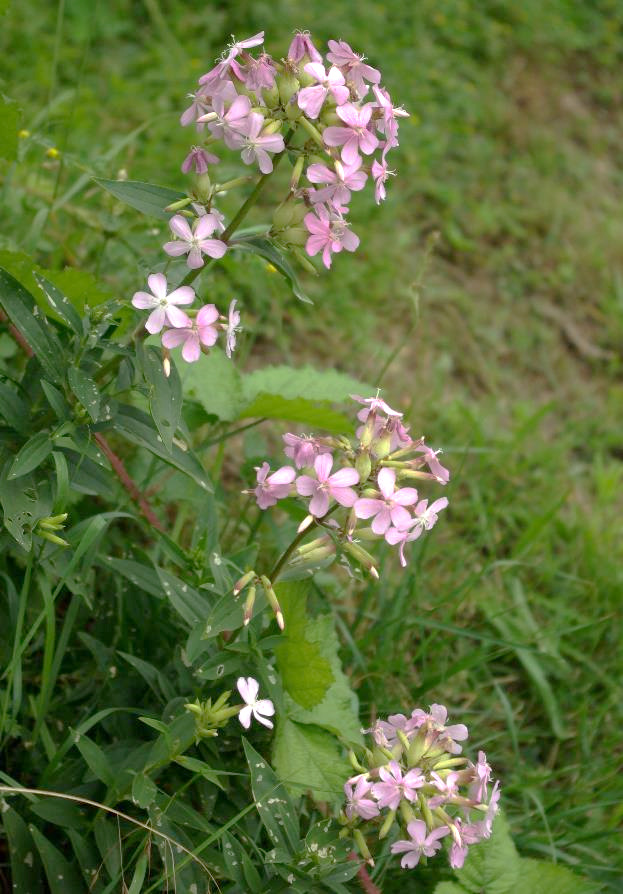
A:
[1,0,622,889]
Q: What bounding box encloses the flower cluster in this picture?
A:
[342,704,500,871]
[246,394,449,575]
[131,273,241,364]
[185,676,274,739]
[180,30,408,268]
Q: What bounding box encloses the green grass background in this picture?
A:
[1,0,622,889]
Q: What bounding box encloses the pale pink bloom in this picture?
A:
[192,203,226,233]
[371,760,425,810]
[409,704,468,755]
[482,781,501,837]
[449,819,483,869]
[242,52,277,92]
[288,30,323,64]
[344,776,379,821]
[225,299,241,358]
[428,771,461,807]
[180,88,211,127]
[237,676,275,730]
[296,453,359,518]
[161,304,219,363]
[308,158,367,209]
[182,146,219,174]
[253,462,296,510]
[354,468,419,535]
[131,273,195,335]
[163,214,227,269]
[413,443,450,484]
[366,713,412,747]
[224,32,265,61]
[355,408,412,453]
[297,63,350,118]
[204,94,253,146]
[372,85,409,141]
[469,751,492,803]
[351,394,402,417]
[283,433,331,469]
[385,520,424,567]
[235,112,285,174]
[326,39,381,97]
[371,158,394,203]
[390,820,449,869]
[323,103,379,164]
[411,497,449,533]
[304,204,360,268]
[199,33,265,88]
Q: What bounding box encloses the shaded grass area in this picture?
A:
[1,0,622,889]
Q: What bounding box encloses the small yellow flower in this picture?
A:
[18,129,31,139]
[265,262,278,273]
[46,147,60,159]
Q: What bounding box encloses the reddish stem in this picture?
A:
[0,311,34,357]
[94,433,163,530]
[349,852,382,894]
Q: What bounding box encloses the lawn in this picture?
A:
[1,0,621,891]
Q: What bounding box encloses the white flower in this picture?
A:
[237,677,275,729]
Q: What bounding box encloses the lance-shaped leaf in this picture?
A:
[231,235,312,303]
[142,345,182,454]
[242,738,300,855]
[0,268,64,383]
[68,367,101,422]
[34,272,83,332]
[95,178,186,220]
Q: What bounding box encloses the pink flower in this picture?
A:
[390,820,449,869]
[411,497,449,533]
[385,520,424,567]
[163,214,227,269]
[235,112,285,174]
[253,462,296,510]
[180,88,211,127]
[366,713,412,747]
[323,103,379,164]
[372,85,409,142]
[469,751,492,803]
[351,394,402,417]
[297,63,350,119]
[225,299,241,358]
[344,776,380,821]
[481,781,501,837]
[304,204,359,269]
[308,158,367,210]
[409,704,468,755]
[296,454,359,517]
[354,468,419,535]
[182,146,220,174]
[288,31,323,64]
[131,273,195,335]
[283,433,331,469]
[449,819,483,868]
[326,39,381,97]
[204,93,253,146]
[224,32,265,61]
[237,676,275,730]
[243,53,277,92]
[371,158,394,203]
[161,304,219,363]
[413,443,450,484]
[371,760,425,810]
[199,33,265,89]
[429,771,461,807]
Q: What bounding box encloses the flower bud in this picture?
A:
[353,828,374,864]
[260,575,285,630]
[319,108,340,127]
[290,154,305,190]
[280,226,307,246]
[272,201,296,229]
[278,73,300,105]
[378,808,396,840]
[165,196,192,213]
[195,172,212,204]
[233,570,256,596]
[262,84,280,108]
[297,514,315,534]
[261,118,282,135]
[292,247,318,274]
[355,451,372,483]
[342,541,379,579]
[285,98,303,121]
[374,432,392,459]
[243,585,256,626]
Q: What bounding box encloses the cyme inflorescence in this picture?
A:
[342,704,501,871]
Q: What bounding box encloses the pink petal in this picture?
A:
[297,85,326,119]
[314,453,333,481]
[198,238,227,259]
[181,333,201,363]
[328,467,359,488]
[309,490,330,517]
[166,306,192,328]
[161,328,189,349]
[187,247,205,269]
[354,498,384,519]
[377,467,396,499]
[336,104,360,127]
[268,466,296,486]
[393,487,419,506]
[371,508,391,535]
[196,304,219,326]
[132,291,157,310]
[167,286,196,306]
[331,486,357,508]
[163,241,190,258]
[322,126,351,147]
[145,307,166,334]
[147,273,168,299]
[238,705,252,729]
[296,475,317,497]
[169,215,193,241]
[237,676,258,703]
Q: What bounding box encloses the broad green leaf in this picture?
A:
[131,772,158,808]
[128,853,148,894]
[2,807,44,893]
[272,718,350,805]
[34,272,83,331]
[0,381,29,433]
[142,345,182,453]
[68,367,101,422]
[99,556,164,597]
[73,731,115,787]
[118,650,176,703]
[29,825,84,893]
[232,235,312,303]
[114,404,211,491]
[221,831,264,891]
[240,394,351,433]
[274,581,334,710]
[156,567,212,626]
[434,885,466,894]
[275,581,362,744]
[201,591,244,640]
[93,814,121,880]
[0,268,64,383]
[242,364,369,406]
[516,859,600,894]
[8,432,53,479]
[41,380,70,420]
[68,830,106,893]
[182,348,245,422]
[95,178,186,220]
[173,754,227,790]
[0,465,52,550]
[242,738,300,855]
[453,813,520,894]
[29,798,86,830]
[0,96,19,161]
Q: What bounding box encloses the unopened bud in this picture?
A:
[262,84,280,108]
[355,451,372,483]
[280,226,307,246]
[233,570,256,596]
[374,433,392,459]
[278,73,300,105]
[195,172,212,203]
[378,808,396,840]
[290,154,305,190]
[342,541,379,579]
[297,514,315,534]
[165,196,192,213]
[243,585,256,626]
[298,115,324,148]
[272,201,296,229]
[396,729,411,753]
[353,828,374,864]
[260,575,285,630]
[399,799,416,825]
[261,118,282,135]
[163,353,171,378]
[348,750,367,774]
[292,247,318,275]
[285,98,303,121]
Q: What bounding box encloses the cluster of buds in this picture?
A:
[34,512,69,547]
[245,394,449,576]
[185,676,274,741]
[180,30,408,269]
[341,704,501,871]
[131,273,241,365]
